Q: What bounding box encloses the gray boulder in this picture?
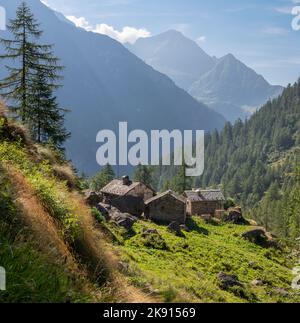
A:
[217,272,243,290]
[223,207,249,225]
[251,279,264,287]
[141,228,159,237]
[96,203,110,220]
[242,228,276,248]
[84,190,102,207]
[111,213,137,231]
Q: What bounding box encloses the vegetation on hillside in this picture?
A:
[155,81,300,240]
[0,103,153,303]
[101,217,300,303]
[90,164,115,191]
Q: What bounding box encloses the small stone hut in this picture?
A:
[101,176,155,216]
[184,189,225,216]
[144,190,186,224]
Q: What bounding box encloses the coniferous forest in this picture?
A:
[155,81,300,240]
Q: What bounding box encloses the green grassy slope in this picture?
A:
[0,144,91,303]
[0,113,150,303]
[110,218,300,303]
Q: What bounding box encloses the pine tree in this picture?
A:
[161,179,172,192]
[28,68,69,147]
[0,2,62,121]
[133,164,153,187]
[171,162,192,194]
[90,164,115,191]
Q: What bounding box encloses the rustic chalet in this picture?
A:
[101,176,155,216]
[184,189,225,216]
[144,190,186,224]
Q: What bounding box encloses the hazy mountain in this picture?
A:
[0,0,225,175]
[127,30,215,90]
[189,54,284,121]
[129,31,284,122]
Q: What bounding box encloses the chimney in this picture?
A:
[122,175,130,186]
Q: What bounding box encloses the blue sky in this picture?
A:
[43,0,300,86]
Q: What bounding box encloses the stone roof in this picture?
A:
[101,179,155,196]
[101,180,140,196]
[184,189,225,202]
[145,190,186,205]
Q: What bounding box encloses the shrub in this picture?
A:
[91,208,106,223]
[224,198,236,210]
[140,232,168,250]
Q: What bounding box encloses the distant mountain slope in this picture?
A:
[0,0,225,175]
[127,30,215,89]
[129,31,284,122]
[189,54,284,121]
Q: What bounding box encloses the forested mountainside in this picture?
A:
[156,80,300,240]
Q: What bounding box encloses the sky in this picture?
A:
[41,0,300,86]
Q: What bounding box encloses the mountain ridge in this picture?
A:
[128,30,284,122]
[189,52,284,121]
[0,0,225,175]
[127,29,216,90]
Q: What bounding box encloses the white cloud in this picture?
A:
[196,36,206,44]
[262,26,288,35]
[94,24,151,44]
[66,15,93,31]
[66,15,150,44]
[41,0,50,7]
[274,6,293,14]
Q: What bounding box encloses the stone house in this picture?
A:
[184,189,225,216]
[101,176,155,217]
[144,190,186,224]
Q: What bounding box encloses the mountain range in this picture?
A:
[128,30,284,122]
[0,0,225,175]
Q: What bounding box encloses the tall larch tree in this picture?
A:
[0,2,68,147]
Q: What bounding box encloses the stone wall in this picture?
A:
[187,201,224,216]
[102,184,155,217]
[146,195,186,224]
[129,183,155,201]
